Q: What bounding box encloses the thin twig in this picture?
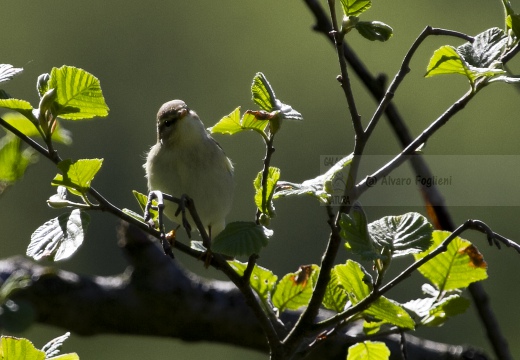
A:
[364,26,474,140]
[326,0,363,138]
[355,89,475,198]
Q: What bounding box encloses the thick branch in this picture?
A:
[0,223,488,360]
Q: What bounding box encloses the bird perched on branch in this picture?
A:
[145,99,234,238]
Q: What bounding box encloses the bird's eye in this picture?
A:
[164,119,175,127]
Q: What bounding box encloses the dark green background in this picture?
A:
[2,0,520,358]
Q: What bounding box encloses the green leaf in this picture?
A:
[211,221,272,257]
[251,72,302,121]
[340,0,372,17]
[367,297,414,329]
[254,167,280,217]
[274,154,353,204]
[27,209,90,261]
[335,261,414,329]
[51,158,103,195]
[425,29,508,86]
[347,341,390,360]
[335,260,372,301]
[2,112,72,145]
[0,64,23,84]
[0,135,36,187]
[208,107,269,137]
[363,320,384,335]
[0,98,36,122]
[228,260,278,304]
[241,110,270,133]
[425,45,474,79]
[47,66,109,120]
[208,107,243,135]
[251,72,277,111]
[0,336,46,360]
[272,265,319,312]
[414,230,488,291]
[368,212,433,257]
[340,204,379,260]
[355,21,393,42]
[422,294,470,327]
[322,268,348,312]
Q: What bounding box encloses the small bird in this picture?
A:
[145,100,234,238]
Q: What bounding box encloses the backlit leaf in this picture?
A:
[251,72,302,121]
[272,265,319,312]
[27,209,90,261]
[254,167,280,217]
[347,341,390,360]
[335,261,414,329]
[340,0,372,17]
[425,29,508,86]
[47,66,109,120]
[208,107,269,136]
[0,98,36,122]
[228,260,278,304]
[251,72,277,111]
[51,158,103,195]
[414,230,488,291]
[208,107,243,135]
[425,46,472,79]
[323,268,348,312]
[0,336,45,360]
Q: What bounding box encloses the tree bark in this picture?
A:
[0,223,489,360]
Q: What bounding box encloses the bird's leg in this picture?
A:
[144,190,174,258]
[172,193,193,239]
[203,226,213,268]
